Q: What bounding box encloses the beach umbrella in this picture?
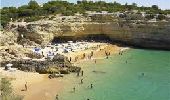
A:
[34,47,40,52]
[6,63,13,67]
[5,63,13,70]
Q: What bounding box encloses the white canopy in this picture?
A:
[6,63,13,67]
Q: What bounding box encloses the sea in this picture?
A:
[59,49,170,100]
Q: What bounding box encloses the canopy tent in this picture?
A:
[5,63,13,70]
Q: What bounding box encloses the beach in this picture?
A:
[0,42,124,100]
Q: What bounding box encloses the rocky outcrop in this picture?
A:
[1,54,81,74]
[0,44,42,62]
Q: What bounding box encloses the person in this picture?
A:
[91,51,93,57]
[42,51,44,56]
[87,99,90,100]
[70,57,72,62]
[73,87,75,92]
[81,70,84,76]
[77,71,80,76]
[141,73,145,76]
[83,53,85,58]
[81,79,83,84]
[126,60,127,64]
[105,51,107,56]
[90,84,93,89]
[95,59,96,64]
[56,94,59,100]
[25,82,27,91]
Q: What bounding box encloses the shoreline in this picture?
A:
[0,43,128,100]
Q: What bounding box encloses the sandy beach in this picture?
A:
[0,43,125,100]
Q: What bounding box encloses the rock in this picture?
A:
[0,53,81,74]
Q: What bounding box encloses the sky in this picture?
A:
[1,0,170,10]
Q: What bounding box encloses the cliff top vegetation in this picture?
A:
[1,0,170,27]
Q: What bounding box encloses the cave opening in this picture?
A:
[51,34,113,44]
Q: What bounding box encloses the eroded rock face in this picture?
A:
[2,15,170,50]
[0,31,18,46]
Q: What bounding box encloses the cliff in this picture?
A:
[2,15,170,50]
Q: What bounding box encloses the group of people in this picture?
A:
[55,49,113,100]
[69,51,94,63]
[105,51,111,59]
[77,70,84,77]
[118,50,124,55]
[55,69,93,100]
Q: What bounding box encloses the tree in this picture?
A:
[152,5,158,10]
[145,14,155,20]
[157,14,166,20]
[132,3,137,9]
[0,0,168,27]
[28,0,39,10]
[132,3,137,7]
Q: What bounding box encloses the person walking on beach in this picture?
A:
[73,87,76,92]
[81,79,83,84]
[81,70,84,76]
[25,82,27,91]
[77,71,80,76]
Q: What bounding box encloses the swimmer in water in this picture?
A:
[90,84,93,89]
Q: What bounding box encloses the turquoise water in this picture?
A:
[60,49,170,100]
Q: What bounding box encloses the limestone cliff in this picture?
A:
[2,15,170,50]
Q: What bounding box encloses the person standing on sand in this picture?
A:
[83,53,86,59]
[25,82,27,91]
[91,51,93,57]
[81,70,84,76]
[70,57,72,62]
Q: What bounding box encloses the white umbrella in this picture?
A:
[6,63,13,67]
